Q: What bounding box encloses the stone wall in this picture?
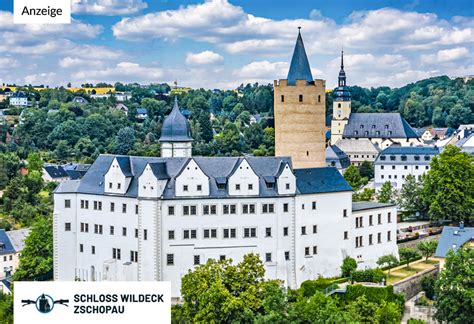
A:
[393,265,439,300]
[398,234,440,249]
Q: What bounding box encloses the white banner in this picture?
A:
[14,0,71,24]
[14,281,171,324]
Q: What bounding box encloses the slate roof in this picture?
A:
[6,228,30,252]
[435,226,474,258]
[343,113,419,139]
[375,146,440,165]
[44,165,69,179]
[136,108,148,115]
[335,139,380,154]
[352,201,395,212]
[55,155,352,199]
[0,230,15,256]
[159,97,193,142]
[326,145,350,169]
[287,30,313,85]
[294,167,352,194]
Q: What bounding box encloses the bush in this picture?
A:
[344,285,405,314]
[341,257,357,277]
[299,277,339,297]
[421,275,436,299]
[352,268,386,283]
[407,319,426,324]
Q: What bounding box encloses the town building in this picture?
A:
[374,146,440,190]
[114,103,129,115]
[335,139,380,166]
[455,133,474,155]
[9,91,28,107]
[330,52,421,150]
[435,224,474,268]
[43,164,90,183]
[72,97,88,105]
[0,228,30,279]
[136,108,148,120]
[274,29,326,168]
[421,127,455,142]
[54,98,398,298]
[325,144,350,173]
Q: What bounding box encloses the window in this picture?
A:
[194,255,200,265]
[243,227,257,238]
[80,223,89,233]
[312,246,318,255]
[283,203,289,212]
[183,205,197,216]
[381,166,384,170]
[220,255,226,261]
[80,200,89,209]
[343,209,348,217]
[242,204,255,214]
[122,203,127,213]
[202,205,215,215]
[355,217,363,228]
[425,165,429,170]
[285,183,290,190]
[390,155,396,161]
[223,204,237,215]
[112,248,121,260]
[401,155,407,161]
[135,228,139,238]
[313,225,317,234]
[369,215,373,226]
[197,184,202,191]
[283,227,289,236]
[369,234,373,245]
[91,246,95,255]
[378,214,382,224]
[392,165,396,170]
[203,229,217,239]
[131,251,138,263]
[312,201,317,210]
[183,185,188,192]
[223,228,237,238]
[122,227,127,236]
[414,155,420,161]
[377,232,382,243]
[110,202,115,212]
[299,94,303,102]
[404,165,408,170]
[65,223,71,231]
[167,254,174,265]
[79,244,83,253]
[415,166,419,170]
[135,204,139,214]
[94,224,103,235]
[355,236,363,248]
[93,201,102,210]
[110,226,114,235]
[168,230,175,240]
[285,251,290,261]
[183,229,197,239]
[108,182,112,189]
[388,212,392,223]
[235,184,240,190]
[281,95,284,102]
[65,199,71,208]
[380,155,386,161]
[265,253,272,262]
[424,155,430,161]
[305,247,310,256]
[248,184,253,190]
[301,226,306,235]
[318,95,321,102]
[262,203,275,213]
[217,182,226,190]
[265,227,272,237]
[117,183,121,190]
[344,231,348,240]
[144,229,148,240]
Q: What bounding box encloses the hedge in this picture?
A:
[299,277,348,297]
[344,285,405,313]
[351,268,386,283]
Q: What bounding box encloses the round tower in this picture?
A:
[159,96,193,157]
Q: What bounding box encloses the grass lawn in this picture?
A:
[385,259,439,285]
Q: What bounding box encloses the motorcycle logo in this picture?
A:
[21,294,69,314]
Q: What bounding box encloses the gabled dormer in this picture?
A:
[276,162,296,195]
[138,162,170,198]
[104,156,133,195]
[228,158,259,196]
[175,159,209,197]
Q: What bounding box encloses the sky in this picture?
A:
[0,0,473,89]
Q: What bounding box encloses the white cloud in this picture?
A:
[24,72,57,85]
[72,62,165,84]
[72,0,148,16]
[0,57,19,68]
[437,47,470,62]
[186,51,224,65]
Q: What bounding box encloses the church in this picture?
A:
[52,30,398,299]
[330,52,422,155]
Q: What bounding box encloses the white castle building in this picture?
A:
[53,97,398,298]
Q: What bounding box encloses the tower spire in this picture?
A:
[340,48,344,70]
[287,28,313,85]
[338,48,346,87]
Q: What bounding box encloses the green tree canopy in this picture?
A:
[378,181,396,204]
[341,256,357,277]
[417,240,437,261]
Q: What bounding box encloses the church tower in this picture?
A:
[330,50,352,144]
[274,28,326,168]
[159,96,193,157]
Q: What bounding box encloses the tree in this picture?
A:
[13,216,53,280]
[446,104,472,128]
[0,292,13,324]
[398,247,418,268]
[417,241,437,261]
[358,161,374,179]
[244,123,264,150]
[26,152,43,172]
[215,123,241,155]
[378,181,396,203]
[353,188,375,201]
[53,140,71,160]
[422,145,474,223]
[398,175,426,218]
[115,127,135,155]
[344,165,366,190]
[341,256,357,277]
[434,247,474,323]
[376,254,399,278]
[178,253,266,323]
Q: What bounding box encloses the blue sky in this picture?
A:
[0,0,472,89]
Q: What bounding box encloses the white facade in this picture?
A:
[160,142,192,158]
[9,96,28,107]
[54,156,398,298]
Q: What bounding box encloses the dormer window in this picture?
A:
[360,125,364,129]
[217,183,226,190]
[385,125,389,129]
[354,131,358,135]
[266,182,275,189]
[364,131,369,136]
[376,131,380,136]
[390,155,396,161]
[183,185,188,192]
[388,131,392,136]
[414,155,420,161]
[372,125,376,129]
[424,155,430,161]
[380,156,386,161]
[401,155,407,161]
